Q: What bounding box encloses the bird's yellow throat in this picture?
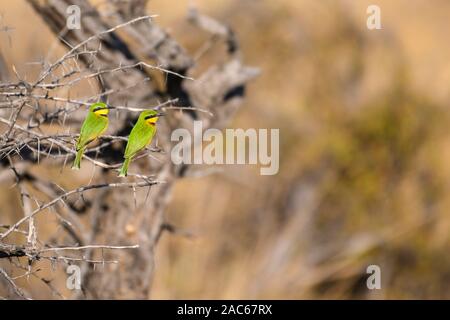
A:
[94,108,109,117]
[146,117,159,125]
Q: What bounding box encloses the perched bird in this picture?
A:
[72,102,112,170]
[118,110,164,177]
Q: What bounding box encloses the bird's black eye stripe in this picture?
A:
[145,115,156,120]
[94,107,106,112]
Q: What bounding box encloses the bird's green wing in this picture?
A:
[76,113,108,149]
[124,121,156,159]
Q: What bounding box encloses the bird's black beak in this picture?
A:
[107,106,116,110]
[145,113,165,120]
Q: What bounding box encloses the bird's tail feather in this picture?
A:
[71,148,84,170]
[118,158,131,177]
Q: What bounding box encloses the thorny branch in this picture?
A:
[0,0,257,299]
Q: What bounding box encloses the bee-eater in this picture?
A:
[72,102,112,170]
[118,110,164,177]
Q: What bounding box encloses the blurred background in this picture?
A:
[1,0,450,299]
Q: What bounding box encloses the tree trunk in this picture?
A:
[24,0,258,299]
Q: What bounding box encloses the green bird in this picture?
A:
[72,102,112,170]
[118,110,164,177]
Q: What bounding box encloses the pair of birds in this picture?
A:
[71,102,163,177]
